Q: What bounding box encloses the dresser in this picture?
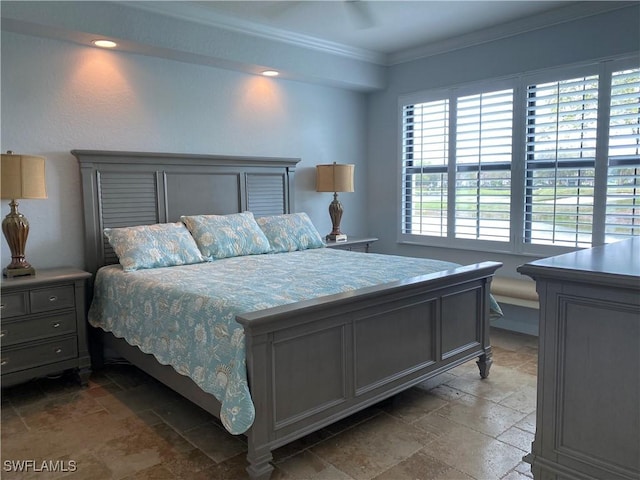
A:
[518,238,639,480]
[1,268,92,387]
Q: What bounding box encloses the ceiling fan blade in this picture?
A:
[344,0,375,29]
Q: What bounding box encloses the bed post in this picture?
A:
[476,275,495,379]
[245,444,274,480]
[476,351,493,379]
[244,330,274,480]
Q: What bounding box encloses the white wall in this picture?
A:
[0,32,369,270]
[366,5,640,278]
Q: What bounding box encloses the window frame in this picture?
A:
[398,55,640,257]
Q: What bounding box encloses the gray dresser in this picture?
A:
[1,268,92,387]
[518,238,639,480]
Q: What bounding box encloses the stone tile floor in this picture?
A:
[1,328,538,479]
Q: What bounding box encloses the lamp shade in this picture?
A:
[316,163,355,193]
[1,153,47,200]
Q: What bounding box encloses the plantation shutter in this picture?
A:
[401,99,449,237]
[99,171,159,265]
[455,89,513,241]
[524,75,599,247]
[246,173,287,217]
[605,68,640,241]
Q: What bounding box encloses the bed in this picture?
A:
[74,149,503,480]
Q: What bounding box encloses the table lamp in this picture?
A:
[1,151,47,277]
[316,162,354,242]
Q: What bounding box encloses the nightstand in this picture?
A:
[1,268,92,387]
[325,237,378,253]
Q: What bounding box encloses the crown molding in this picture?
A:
[118,1,386,65]
[388,1,634,65]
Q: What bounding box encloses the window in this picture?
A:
[401,99,449,237]
[524,75,598,248]
[606,68,640,241]
[401,88,513,244]
[455,90,513,242]
[400,58,640,254]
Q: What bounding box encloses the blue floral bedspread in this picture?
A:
[89,248,502,434]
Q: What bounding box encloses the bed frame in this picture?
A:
[74,149,502,480]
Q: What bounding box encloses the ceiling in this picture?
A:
[135,1,625,64]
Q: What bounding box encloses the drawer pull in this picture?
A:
[49,295,58,302]
[0,330,6,338]
[51,322,61,329]
[0,303,5,309]
[0,358,8,366]
[54,348,63,354]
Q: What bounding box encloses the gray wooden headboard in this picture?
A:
[73,150,300,274]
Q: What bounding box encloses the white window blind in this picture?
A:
[606,68,640,241]
[400,58,639,253]
[401,99,449,237]
[524,75,599,247]
[455,89,513,241]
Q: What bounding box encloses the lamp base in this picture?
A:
[3,265,36,278]
[326,233,348,242]
[2,199,36,278]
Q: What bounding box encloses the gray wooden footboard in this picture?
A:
[238,261,501,479]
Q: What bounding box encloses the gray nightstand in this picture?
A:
[325,237,378,253]
[1,268,92,387]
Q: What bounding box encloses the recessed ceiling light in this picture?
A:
[93,40,117,48]
[262,70,279,77]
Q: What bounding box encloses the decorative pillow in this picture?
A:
[180,212,271,260]
[256,212,326,253]
[104,222,205,272]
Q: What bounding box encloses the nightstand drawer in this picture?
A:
[1,336,78,374]
[1,268,91,387]
[1,312,77,347]
[0,292,28,318]
[30,285,75,313]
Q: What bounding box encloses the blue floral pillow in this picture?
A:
[256,213,326,253]
[104,222,205,272]
[180,212,271,260]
